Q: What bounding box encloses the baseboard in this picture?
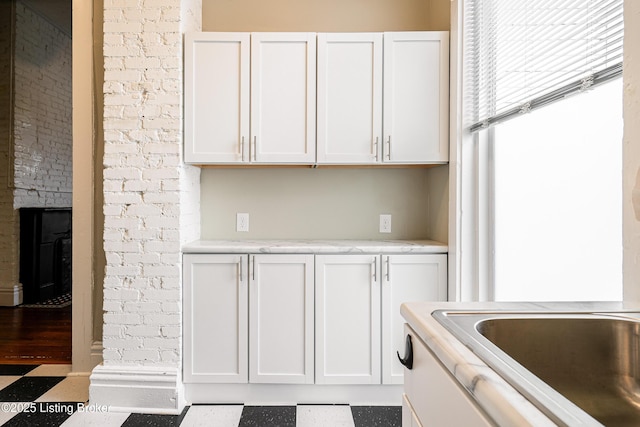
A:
[0,284,22,306]
[90,341,103,368]
[185,383,404,405]
[89,364,185,414]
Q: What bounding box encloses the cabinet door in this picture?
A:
[315,255,381,384]
[317,33,383,164]
[250,33,316,164]
[184,33,250,163]
[183,254,248,383]
[383,32,449,163]
[382,254,447,384]
[249,254,314,384]
[404,325,493,426]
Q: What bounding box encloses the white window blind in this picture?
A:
[465,0,624,132]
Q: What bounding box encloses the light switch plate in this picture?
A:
[237,213,249,232]
[380,214,391,233]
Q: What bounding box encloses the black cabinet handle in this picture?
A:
[397,334,413,370]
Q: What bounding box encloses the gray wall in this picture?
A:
[201,168,438,240]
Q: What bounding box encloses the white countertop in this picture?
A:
[182,239,448,254]
[401,301,634,427]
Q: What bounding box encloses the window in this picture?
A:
[461,0,624,301]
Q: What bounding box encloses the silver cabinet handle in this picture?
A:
[253,136,257,161]
[373,257,377,282]
[251,255,255,280]
[238,257,243,282]
[386,256,390,281]
[386,135,391,160]
[374,137,379,161]
[240,136,245,162]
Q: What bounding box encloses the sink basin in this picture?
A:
[433,311,640,427]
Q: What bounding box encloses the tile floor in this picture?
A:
[0,365,401,426]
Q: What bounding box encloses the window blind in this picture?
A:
[465,0,624,132]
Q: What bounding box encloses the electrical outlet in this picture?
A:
[237,213,249,232]
[379,214,392,233]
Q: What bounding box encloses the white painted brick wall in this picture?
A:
[12,1,72,209]
[102,0,200,367]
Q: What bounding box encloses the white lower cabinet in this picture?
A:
[315,254,447,385]
[382,254,447,384]
[183,253,313,385]
[402,325,492,427]
[184,252,448,390]
[183,254,248,383]
[249,254,314,384]
[315,254,381,384]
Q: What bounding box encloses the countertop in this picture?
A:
[401,301,634,427]
[182,239,448,254]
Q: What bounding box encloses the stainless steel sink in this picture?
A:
[433,311,640,427]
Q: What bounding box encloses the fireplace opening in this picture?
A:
[19,208,72,304]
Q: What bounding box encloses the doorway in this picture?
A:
[0,0,73,364]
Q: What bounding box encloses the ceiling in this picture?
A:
[21,0,72,36]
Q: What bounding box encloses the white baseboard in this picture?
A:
[89,365,185,414]
[0,284,22,306]
[185,383,403,405]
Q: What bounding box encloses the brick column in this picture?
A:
[90,0,201,414]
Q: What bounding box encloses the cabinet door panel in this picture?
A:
[383,32,449,163]
[183,254,248,383]
[315,255,380,384]
[317,33,382,164]
[383,254,447,384]
[185,33,250,163]
[251,33,316,164]
[250,254,314,384]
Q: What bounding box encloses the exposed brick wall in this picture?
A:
[101,0,200,367]
[12,1,72,209]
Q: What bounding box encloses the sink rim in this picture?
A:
[432,310,640,427]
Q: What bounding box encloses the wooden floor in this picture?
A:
[0,305,72,364]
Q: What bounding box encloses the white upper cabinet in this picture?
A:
[383,32,449,163]
[317,31,449,165]
[250,33,317,164]
[317,33,383,164]
[185,32,316,165]
[185,31,448,165]
[184,33,250,164]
